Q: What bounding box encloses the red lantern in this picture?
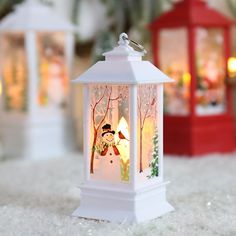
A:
[149,0,235,155]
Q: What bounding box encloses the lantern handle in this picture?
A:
[119,33,147,54]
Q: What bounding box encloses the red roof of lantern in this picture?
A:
[149,0,234,28]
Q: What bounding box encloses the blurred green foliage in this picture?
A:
[100,0,172,34]
[0,0,24,19]
[92,0,172,62]
[226,0,236,18]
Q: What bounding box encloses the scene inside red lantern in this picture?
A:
[159,28,190,115]
[159,27,226,116]
[195,27,225,115]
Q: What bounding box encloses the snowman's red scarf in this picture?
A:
[100,145,120,156]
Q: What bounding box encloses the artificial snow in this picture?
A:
[0,153,236,236]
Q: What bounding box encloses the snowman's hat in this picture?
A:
[102,124,115,136]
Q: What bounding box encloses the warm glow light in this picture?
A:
[183,72,191,85]
[0,80,2,96]
[228,57,236,77]
[115,116,130,161]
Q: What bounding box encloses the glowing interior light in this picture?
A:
[0,80,2,96]
[183,72,191,85]
[115,116,130,162]
[228,57,236,77]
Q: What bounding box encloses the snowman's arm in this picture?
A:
[113,146,120,156]
[101,147,108,156]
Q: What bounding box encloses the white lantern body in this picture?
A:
[73,34,174,223]
[0,0,76,159]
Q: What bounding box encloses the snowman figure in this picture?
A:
[94,124,121,182]
[47,57,67,108]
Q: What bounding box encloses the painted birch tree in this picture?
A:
[137,85,157,173]
[90,85,128,174]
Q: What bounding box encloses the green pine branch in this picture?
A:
[148,129,159,179]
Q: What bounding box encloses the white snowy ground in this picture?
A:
[0,153,236,236]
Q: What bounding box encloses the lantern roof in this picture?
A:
[74,33,173,85]
[0,0,75,32]
[149,0,234,29]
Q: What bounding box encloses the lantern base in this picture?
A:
[164,115,235,156]
[72,181,174,223]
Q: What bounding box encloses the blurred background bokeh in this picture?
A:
[0,0,236,158]
[0,1,236,234]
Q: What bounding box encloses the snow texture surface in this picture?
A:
[0,153,236,236]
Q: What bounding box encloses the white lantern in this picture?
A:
[0,0,76,159]
[73,33,174,223]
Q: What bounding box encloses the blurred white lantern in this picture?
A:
[0,0,76,159]
[73,33,174,223]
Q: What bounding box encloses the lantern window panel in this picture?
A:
[159,28,190,116]
[137,84,159,182]
[0,33,28,112]
[195,27,226,115]
[36,32,68,109]
[89,84,130,183]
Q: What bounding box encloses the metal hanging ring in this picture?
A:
[122,35,147,54]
